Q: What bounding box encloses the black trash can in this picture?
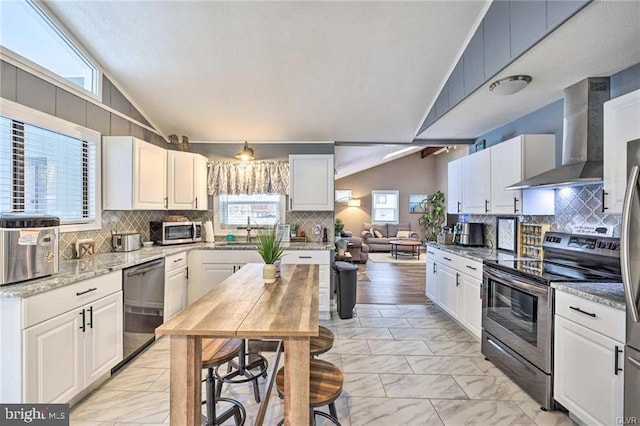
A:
[334,261,358,319]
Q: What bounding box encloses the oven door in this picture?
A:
[482,267,552,373]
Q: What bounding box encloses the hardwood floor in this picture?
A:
[356,260,429,305]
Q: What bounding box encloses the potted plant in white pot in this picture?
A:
[256,223,285,284]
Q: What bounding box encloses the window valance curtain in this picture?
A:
[207,160,290,195]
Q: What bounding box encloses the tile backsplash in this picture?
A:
[59,210,213,260]
[287,211,335,244]
[468,184,622,248]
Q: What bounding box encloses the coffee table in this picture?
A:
[389,240,422,260]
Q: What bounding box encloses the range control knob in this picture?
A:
[597,241,608,249]
[608,242,619,250]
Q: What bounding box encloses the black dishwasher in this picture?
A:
[114,258,165,371]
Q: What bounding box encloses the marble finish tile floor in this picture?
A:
[70,303,575,425]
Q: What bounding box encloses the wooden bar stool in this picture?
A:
[275,359,344,425]
[215,339,269,403]
[201,338,246,426]
[310,326,335,357]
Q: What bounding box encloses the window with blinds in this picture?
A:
[0,115,97,224]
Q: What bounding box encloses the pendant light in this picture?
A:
[235,141,255,161]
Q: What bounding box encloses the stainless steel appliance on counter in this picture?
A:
[482,232,622,410]
[111,232,142,252]
[454,222,484,246]
[0,213,59,285]
[150,221,202,245]
[115,258,165,371]
[621,138,640,422]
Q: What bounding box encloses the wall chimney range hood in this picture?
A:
[507,77,610,190]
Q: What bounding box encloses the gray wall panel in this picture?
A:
[55,88,87,126]
[1,61,17,102]
[86,103,111,135]
[610,62,640,99]
[547,0,590,31]
[448,60,465,108]
[463,23,484,96]
[130,123,145,140]
[16,69,56,115]
[510,1,547,58]
[102,75,111,106]
[191,143,334,161]
[110,113,131,136]
[109,85,132,117]
[483,0,511,80]
[434,83,449,119]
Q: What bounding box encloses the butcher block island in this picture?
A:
[156,263,319,426]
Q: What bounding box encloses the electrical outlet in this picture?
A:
[314,224,322,235]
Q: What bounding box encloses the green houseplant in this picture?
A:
[334,218,345,238]
[418,191,446,242]
[256,223,285,283]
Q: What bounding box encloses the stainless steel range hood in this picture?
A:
[507,77,610,190]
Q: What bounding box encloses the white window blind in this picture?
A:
[371,190,399,224]
[0,115,97,224]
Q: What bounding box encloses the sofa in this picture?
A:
[361,222,419,252]
[338,232,370,263]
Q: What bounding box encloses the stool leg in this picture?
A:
[329,402,337,419]
[206,368,216,426]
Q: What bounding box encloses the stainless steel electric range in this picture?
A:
[481,232,622,410]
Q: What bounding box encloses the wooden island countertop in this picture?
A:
[156,263,319,425]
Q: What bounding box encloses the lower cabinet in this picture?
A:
[23,290,123,403]
[554,313,624,425]
[281,250,331,320]
[201,263,242,294]
[165,266,188,321]
[426,246,482,339]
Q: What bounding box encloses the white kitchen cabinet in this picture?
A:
[164,252,189,321]
[23,307,83,403]
[103,136,167,210]
[603,89,640,214]
[462,148,491,214]
[489,135,556,215]
[281,250,331,320]
[426,246,482,339]
[447,159,463,214]
[167,151,209,210]
[23,291,123,403]
[200,263,237,295]
[459,274,482,338]
[554,315,624,426]
[1,272,123,404]
[289,155,334,211]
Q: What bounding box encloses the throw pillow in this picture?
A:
[396,230,411,239]
[373,229,383,238]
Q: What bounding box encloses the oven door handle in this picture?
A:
[483,268,548,295]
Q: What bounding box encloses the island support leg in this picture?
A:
[170,335,202,426]
[284,337,310,425]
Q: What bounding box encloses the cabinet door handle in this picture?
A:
[164,196,168,209]
[569,306,597,318]
[76,287,97,296]
[615,345,623,375]
[443,256,452,262]
[87,306,93,329]
[484,200,490,213]
[195,197,198,209]
[514,197,519,214]
[233,265,236,273]
[79,309,86,332]
[456,272,460,287]
[185,266,189,280]
[602,189,608,212]
[466,265,477,271]
[457,201,461,213]
[433,263,437,274]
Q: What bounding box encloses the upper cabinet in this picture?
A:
[447,158,463,214]
[490,134,556,215]
[167,151,208,211]
[462,148,491,214]
[103,136,208,211]
[289,154,334,211]
[603,89,640,214]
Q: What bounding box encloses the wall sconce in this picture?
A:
[168,134,190,151]
[235,141,255,161]
[347,199,361,207]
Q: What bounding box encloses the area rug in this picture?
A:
[368,252,426,264]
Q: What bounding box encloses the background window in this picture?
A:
[217,194,285,228]
[371,190,399,223]
[0,0,99,95]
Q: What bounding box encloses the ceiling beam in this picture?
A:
[420,147,442,158]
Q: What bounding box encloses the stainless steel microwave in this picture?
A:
[150,221,202,245]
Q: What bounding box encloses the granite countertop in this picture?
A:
[426,242,522,263]
[0,241,333,299]
[551,282,626,311]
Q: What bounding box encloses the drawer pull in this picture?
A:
[615,346,623,375]
[427,250,435,255]
[466,265,478,271]
[569,306,596,318]
[443,256,452,262]
[173,258,183,263]
[298,256,313,259]
[76,287,98,296]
